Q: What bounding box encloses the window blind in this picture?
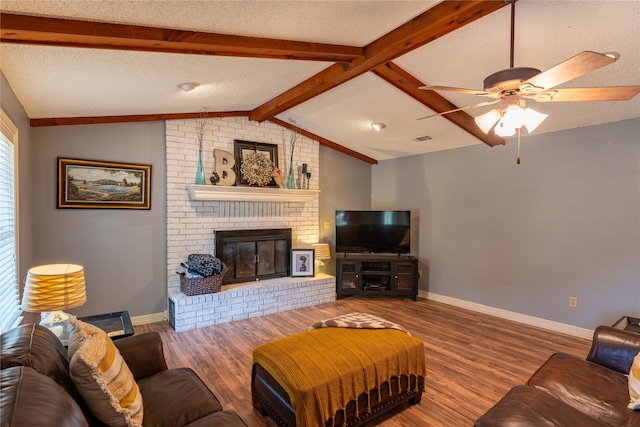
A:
[0,113,21,333]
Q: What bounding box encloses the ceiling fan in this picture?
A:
[418,0,640,138]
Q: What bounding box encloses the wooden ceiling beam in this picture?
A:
[7,2,510,159]
[372,62,504,147]
[269,118,378,164]
[29,112,374,164]
[0,13,362,62]
[29,111,251,127]
[249,1,508,122]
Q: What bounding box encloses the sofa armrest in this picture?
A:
[114,332,168,380]
[586,325,640,374]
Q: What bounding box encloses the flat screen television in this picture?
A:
[335,210,410,254]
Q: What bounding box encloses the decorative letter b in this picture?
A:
[213,149,236,186]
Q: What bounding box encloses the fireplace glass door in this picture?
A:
[216,229,291,284]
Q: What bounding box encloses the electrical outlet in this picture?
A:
[569,296,578,307]
[323,221,331,229]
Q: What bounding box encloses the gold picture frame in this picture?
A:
[57,158,151,209]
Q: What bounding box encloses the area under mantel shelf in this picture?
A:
[185,184,320,202]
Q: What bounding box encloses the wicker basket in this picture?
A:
[177,265,227,296]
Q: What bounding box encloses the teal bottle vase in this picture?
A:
[286,158,296,189]
[195,149,206,185]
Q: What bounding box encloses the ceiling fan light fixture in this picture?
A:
[417,0,635,145]
[474,109,502,134]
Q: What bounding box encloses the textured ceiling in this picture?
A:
[1,1,639,161]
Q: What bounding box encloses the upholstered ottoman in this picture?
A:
[251,313,426,427]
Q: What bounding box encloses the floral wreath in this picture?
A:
[240,151,274,186]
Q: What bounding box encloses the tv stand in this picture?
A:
[336,255,418,301]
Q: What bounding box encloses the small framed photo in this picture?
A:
[291,249,314,277]
[58,158,151,209]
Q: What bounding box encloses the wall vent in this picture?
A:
[413,135,433,142]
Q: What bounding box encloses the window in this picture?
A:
[0,109,21,333]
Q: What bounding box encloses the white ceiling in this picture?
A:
[1,0,639,161]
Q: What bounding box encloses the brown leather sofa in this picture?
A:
[475,325,640,427]
[1,323,248,427]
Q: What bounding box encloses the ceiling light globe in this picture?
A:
[501,104,526,129]
[474,109,502,134]
[494,121,516,137]
[178,82,200,92]
[522,108,549,133]
[371,123,386,131]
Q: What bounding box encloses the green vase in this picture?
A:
[286,158,295,189]
[195,149,206,185]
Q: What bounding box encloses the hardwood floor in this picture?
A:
[135,297,592,426]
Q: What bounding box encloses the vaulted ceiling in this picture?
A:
[1,1,639,163]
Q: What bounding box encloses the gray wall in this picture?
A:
[1,72,35,322]
[319,145,372,275]
[24,121,369,318]
[372,118,640,329]
[31,122,167,317]
[10,61,637,329]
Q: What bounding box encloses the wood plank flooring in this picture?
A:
[135,297,592,426]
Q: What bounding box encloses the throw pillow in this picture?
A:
[68,319,143,427]
[629,351,640,410]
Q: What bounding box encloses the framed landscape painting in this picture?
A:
[57,158,151,209]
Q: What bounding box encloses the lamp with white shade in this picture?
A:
[312,243,331,274]
[21,264,87,345]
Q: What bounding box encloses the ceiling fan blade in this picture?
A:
[417,99,500,120]
[533,86,640,102]
[419,85,494,97]
[520,51,619,94]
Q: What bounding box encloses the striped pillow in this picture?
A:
[68,319,143,427]
[630,351,640,410]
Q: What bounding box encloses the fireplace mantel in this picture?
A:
[186,185,319,202]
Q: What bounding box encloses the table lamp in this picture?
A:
[21,264,87,345]
[312,243,331,274]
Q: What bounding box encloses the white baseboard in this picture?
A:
[130,311,167,326]
[128,296,594,339]
[421,291,594,340]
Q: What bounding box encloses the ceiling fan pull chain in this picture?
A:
[516,127,521,164]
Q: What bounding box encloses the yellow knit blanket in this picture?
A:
[253,327,426,427]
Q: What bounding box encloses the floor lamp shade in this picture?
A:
[21,264,87,312]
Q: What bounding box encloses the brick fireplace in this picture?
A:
[165,117,335,331]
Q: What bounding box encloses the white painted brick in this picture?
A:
[167,117,327,329]
[168,276,335,328]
